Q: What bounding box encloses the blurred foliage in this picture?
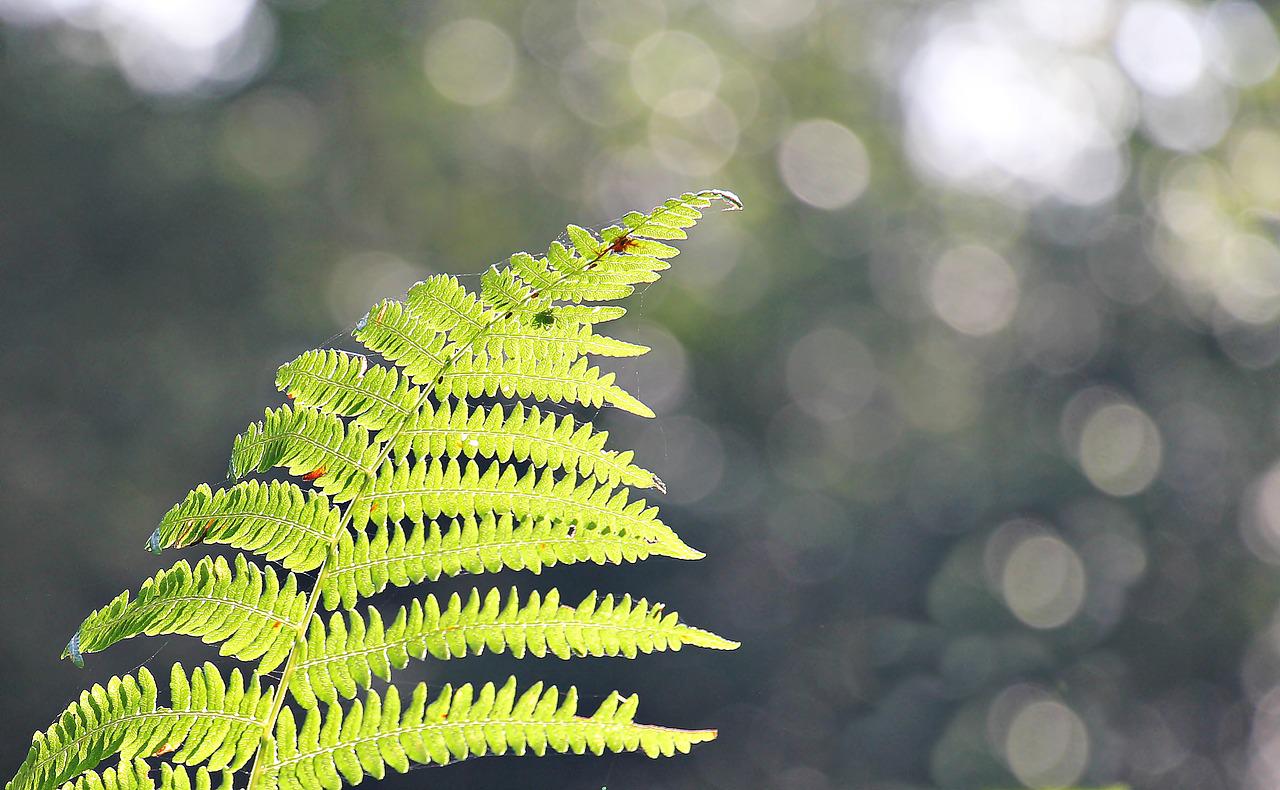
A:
[6,0,1280,788]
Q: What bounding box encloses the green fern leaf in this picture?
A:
[229,406,377,501]
[438,352,652,416]
[275,350,418,432]
[355,458,691,557]
[57,760,235,790]
[64,555,306,671]
[7,665,270,790]
[544,304,627,326]
[541,240,636,302]
[352,301,649,413]
[55,759,152,790]
[474,315,648,359]
[289,587,738,707]
[154,765,234,790]
[381,402,662,491]
[480,267,546,317]
[257,678,716,789]
[321,514,691,611]
[403,274,491,336]
[145,481,340,573]
[351,298,452,384]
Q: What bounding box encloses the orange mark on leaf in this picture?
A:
[285,392,296,400]
[607,235,637,254]
[303,467,327,482]
[151,743,179,758]
[271,620,283,629]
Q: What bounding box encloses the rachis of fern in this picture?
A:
[6,190,743,790]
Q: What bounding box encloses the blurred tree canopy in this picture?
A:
[5,0,1280,788]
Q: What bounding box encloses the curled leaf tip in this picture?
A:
[63,632,84,668]
[702,189,743,211]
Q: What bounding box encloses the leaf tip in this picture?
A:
[701,189,743,211]
[62,632,84,668]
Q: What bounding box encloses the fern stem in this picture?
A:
[245,307,514,789]
[245,388,441,787]
[242,191,730,790]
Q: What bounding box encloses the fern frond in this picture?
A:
[488,191,731,309]
[350,297,455,384]
[439,351,652,416]
[380,402,662,491]
[404,274,492,336]
[321,514,692,611]
[257,678,715,789]
[350,311,650,415]
[154,765,234,790]
[350,300,453,385]
[479,266,548,317]
[356,459,691,557]
[229,406,377,502]
[289,587,739,707]
[64,555,306,671]
[145,481,340,573]
[56,759,152,790]
[7,664,270,790]
[20,190,743,790]
[276,350,418,432]
[58,761,234,790]
[545,304,627,326]
[474,316,648,360]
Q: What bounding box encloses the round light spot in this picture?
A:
[900,16,1136,206]
[1140,80,1232,153]
[1205,1,1280,87]
[559,50,641,127]
[707,0,816,33]
[1243,462,1280,564]
[423,19,516,106]
[927,245,1019,336]
[648,97,740,176]
[629,31,721,117]
[575,0,666,57]
[64,0,273,96]
[1078,403,1163,496]
[1001,534,1087,629]
[1005,699,1089,787]
[1015,0,1112,46]
[1217,233,1280,324]
[220,89,321,185]
[1114,0,1206,96]
[777,119,869,210]
[327,252,425,329]
[1230,128,1280,208]
[785,327,877,421]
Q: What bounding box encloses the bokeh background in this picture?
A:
[4,0,1280,788]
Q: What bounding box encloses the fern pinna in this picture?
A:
[8,190,742,790]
